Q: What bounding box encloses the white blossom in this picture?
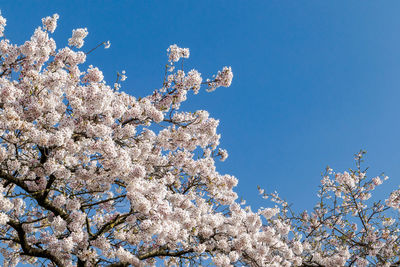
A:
[167,44,189,62]
[42,13,59,33]
[68,28,88,48]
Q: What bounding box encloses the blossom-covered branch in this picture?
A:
[0,13,300,267]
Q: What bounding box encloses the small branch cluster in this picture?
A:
[261,151,400,267]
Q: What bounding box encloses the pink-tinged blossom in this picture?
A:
[185,69,202,94]
[51,216,67,234]
[0,13,5,37]
[386,189,400,210]
[83,65,104,83]
[167,44,189,62]
[0,212,8,225]
[382,217,395,226]
[207,66,233,92]
[42,13,59,33]
[131,164,146,178]
[292,241,303,255]
[356,258,369,267]
[218,148,228,161]
[115,247,141,265]
[335,171,356,188]
[260,207,280,220]
[0,196,13,212]
[104,40,111,49]
[66,198,81,211]
[53,194,67,208]
[120,70,127,81]
[372,176,383,186]
[68,28,88,48]
[216,66,233,87]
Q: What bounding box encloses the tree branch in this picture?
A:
[7,219,65,267]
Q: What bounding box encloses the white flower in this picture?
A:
[372,177,383,186]
[104,40,111,49]
[382,217,395,226]
[42,14,59,33]
[292,241,303,255]
[66,198,81,211]
[218,148,228,162]
[216,66,233,87]
[120,70,127,81]
[83,66,104,83]
[68,28,88,48]
[386,189,400,210]
[207,66,233,92]
[185,69,202,94]
[260,207,280,219]
[51,216,67,233]
[0,13,6,37]
[167,44,190,63]
[0,212,9,225]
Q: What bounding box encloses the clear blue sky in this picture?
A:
[2,1,400,213]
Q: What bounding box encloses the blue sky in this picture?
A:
[2,1,400,214]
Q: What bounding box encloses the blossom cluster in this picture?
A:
[167,44,190,63]
[68,28,88,48]
[261,151,400,266]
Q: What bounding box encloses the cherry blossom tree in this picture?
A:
[0,13,399,267]
[0,13,300,267]
[261,151,400,267]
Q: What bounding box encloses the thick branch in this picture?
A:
[138,248,194,260]
[7,219,65,267]
[0,170,69,222]
[90,213,130,241]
